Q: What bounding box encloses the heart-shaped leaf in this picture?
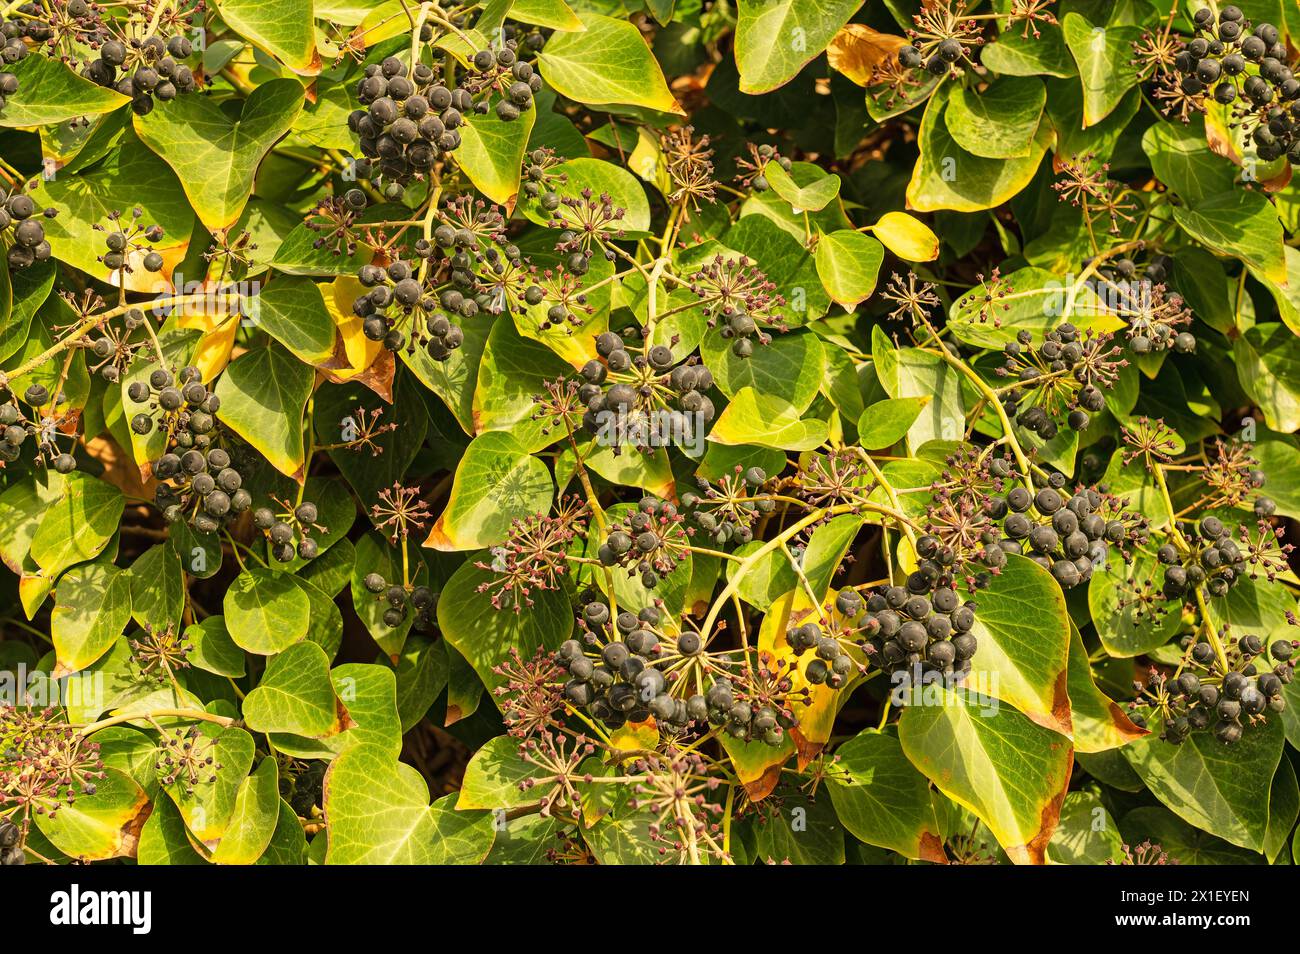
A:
[135,79,304,231]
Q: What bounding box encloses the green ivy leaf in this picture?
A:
[764,162,841,213]
[907,86,1053,213]
[184,616,246,678]
[51,561,132,676]
[210,757,281,865]
[0,55,128,128]
[826,729,946,861]
[944,76,1046,159]
[708,387,829,452]
[135,78,304,231]
[1061,13,1142,127]
[223,567,311,655]
[733,0,864,94]
[425,431,554,551]
[29,472,123,579]
[1233,324,1300,432]
[814,229,884,309]
[857,396,928,449]
[215,0,320,73]
[456,104,537,208]
[1173,189,1287,286]
[214,343,314,480]
[323,744,441,864]
[436,559,573,696]
[34,767,149,861]
[538,13,682,114]
[898,688,1073,865]
[243,641,344,737]
[252,276,337,364]
[1122,717,1283,852]
[967,554,1073,736]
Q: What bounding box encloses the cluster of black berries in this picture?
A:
[702,674,799,745]
[984,476,1142,589]
[1171,8,1300,160]
[253,501,323,562]
[679,466,774,547]
[1,190,55,269]
[354,256,463,359]
[520,146,564,204]
[1,3,40,103]
[282,759,326,816]
[597,496,690,588]
[152,444,251,535]
[785,615,856,688]
[999,324,1126,439]
[361,572,436,631]
[1156,515,1249,600]
[558,602,682,729]
[578,331,716,453]
[350,57,468,194]
[0,817,22,865]
[1134,631,1294,745]
[852,576,978,679]
[688,255,786,358]
[468,42,542,121]
[84,34,199,115]
[95,208,165,274]
[0,385,76,471]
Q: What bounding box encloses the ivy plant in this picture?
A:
[0,0,1299,868]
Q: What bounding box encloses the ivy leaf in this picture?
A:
[898,689,1074,865]
[907,87,1053,213]
[51,561,132,676]
[872,327,964,451]
[967,554,1073,736]
[425,431,554,551]
[137,795,208,865]
[323,744,441,864]
[0,259,56,364]
[751,789,845,864]
[508,0,584,31]
[128,542,185,634]
[1061,14,1142,127]
[814,229,884,309]
[29,473,123,579]
[1233,324,1300,432]
[251,276,337,364]
[1120,806,1262,865]
[0,54,128,128]
[456,104,537,209]
[1047,791,1124,864]
[436,559,573,696]
[1173,189,1287,286]
[135,78,304,231]
[243,641,345,737]
[1066,625,1148,753]
[733,0,864,94]
[210,757,281,865]
[764,162,841,213]
[947,267,1119,349]
[708,387,829,452]
[1088,550,1183,657]
[458,735,544,810]
[944,76,1046,159]
[538,13,682,115]
[826,730,946,862]
[223,567,311,655]
[857,396,929,450]
[215,0,320,73]
[1122,716,1283,852]
[867,211,939,262]
[980,23,1076,78]
[34,767,149,861]
[214,343,315,480]
[700,324,825,413]
[184,616,246,678]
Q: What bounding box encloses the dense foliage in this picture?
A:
[1,0,1299,867]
